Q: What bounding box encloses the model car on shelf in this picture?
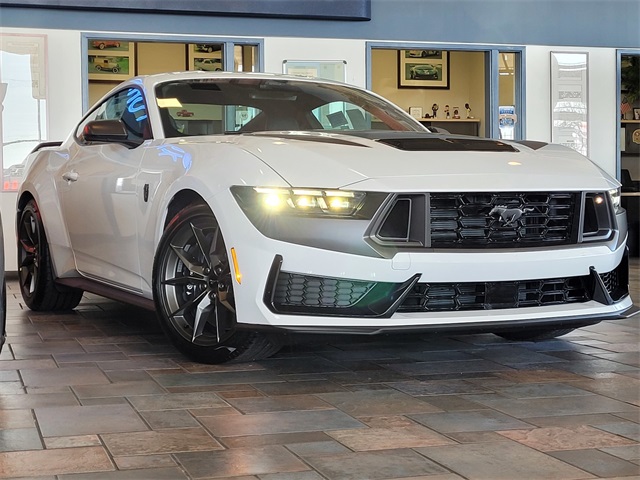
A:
[409,63,439,79]
[16,71,638,363]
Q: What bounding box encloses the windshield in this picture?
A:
[155,78,425,138]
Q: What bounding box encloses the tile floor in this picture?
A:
[0,260,638,479]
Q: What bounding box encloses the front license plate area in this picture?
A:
[485,282,518,309]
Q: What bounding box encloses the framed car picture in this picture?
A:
[398,50,449,89]
[87,40,135,81]
[188,43,224,71]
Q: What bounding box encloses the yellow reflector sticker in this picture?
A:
[230,247,242,284]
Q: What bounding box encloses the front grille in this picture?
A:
[398,276,591,312]
[374,192,583,249]
[429,192,578,247]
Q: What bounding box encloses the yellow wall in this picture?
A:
[137,42,186,74]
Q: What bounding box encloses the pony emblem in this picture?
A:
[489,205,534,226]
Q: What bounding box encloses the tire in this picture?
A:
[17,200,83,311]
[153,204,282,364]
[98,43,105,49]
[112,67,119,73]
[495,328,575,342]
[95,65,103,71]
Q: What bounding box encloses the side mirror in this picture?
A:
[81,120,141,148]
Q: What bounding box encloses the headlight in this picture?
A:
[609,187,621,213]
[232,186,367,217]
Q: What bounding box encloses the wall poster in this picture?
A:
[283,60,347,82]
[398,50,449,89]
[551,52,588,156]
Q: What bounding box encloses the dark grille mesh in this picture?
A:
[398,276,591,312]
[274,273,375,308]
[271,267,622,315]
[599,269,619,295]
[429,192,578,247]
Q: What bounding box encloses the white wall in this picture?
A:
[263,37,366,87]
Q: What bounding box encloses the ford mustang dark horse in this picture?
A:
[16,71,638,363]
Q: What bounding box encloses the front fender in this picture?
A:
[137,140,288,293]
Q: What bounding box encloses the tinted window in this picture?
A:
[155,78,424,138]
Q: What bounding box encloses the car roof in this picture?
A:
[124,71,353,92]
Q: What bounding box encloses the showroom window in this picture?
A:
[619,52,639,183]
[84,36,262,108]
[368,44,524,140]
[234,44,259,72]
[0,34,47,191]
[498,51,521,140]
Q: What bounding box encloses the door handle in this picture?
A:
[62,171,79,183]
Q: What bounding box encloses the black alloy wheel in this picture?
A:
[17,200,83,311]
[153,204,281,364]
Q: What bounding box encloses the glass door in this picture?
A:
[497,52,521,140]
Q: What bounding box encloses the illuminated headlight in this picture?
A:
[232,186,366,217]
[608,187,621,213]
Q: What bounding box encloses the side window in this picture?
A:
[76,88,151,144]
[311,102,377,131]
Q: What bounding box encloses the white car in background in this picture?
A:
[16,71,637,363]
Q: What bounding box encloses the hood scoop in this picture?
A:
[377,137,518,152]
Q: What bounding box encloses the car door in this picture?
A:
[57,87,151,291]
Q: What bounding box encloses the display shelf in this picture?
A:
[419,118,481,136]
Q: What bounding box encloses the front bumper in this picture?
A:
[229,237,637,332]
[253,249,638,334]
[214,188,636,335]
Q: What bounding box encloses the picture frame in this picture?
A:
[188,43,223,71]
[87,40,134,81]
[409,106,423,119]
[634,108,640,121]
[283,60,347,82]
[398,50,449,89]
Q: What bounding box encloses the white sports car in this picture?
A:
[17,72,637,363]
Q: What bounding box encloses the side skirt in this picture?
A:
[56,277,156,311]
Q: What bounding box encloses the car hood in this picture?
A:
[192,131,619,192]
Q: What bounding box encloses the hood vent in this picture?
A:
[377,137,517,152]
[249,132,368,147]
